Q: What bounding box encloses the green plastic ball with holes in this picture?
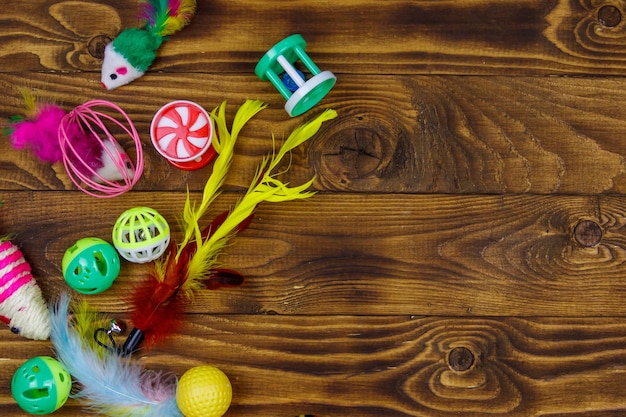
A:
[11,356,71,414]
[62,237,121,294]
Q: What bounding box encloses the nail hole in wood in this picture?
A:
[88,35,113,60]
[448,347,475,372]
[574,220,603,247]
[598,5,622,27]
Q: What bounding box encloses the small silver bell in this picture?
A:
[108,319,125,335]
[94,319,127,353]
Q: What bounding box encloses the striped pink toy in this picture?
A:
[0,239,50,340]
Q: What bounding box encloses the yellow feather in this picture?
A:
[269,109,338,173]
[184,108,338,287]
[17,87,39,118]
[176,100,267,261]
[152,249,169,282]
[160,0,197,36]
[72,299,111,356]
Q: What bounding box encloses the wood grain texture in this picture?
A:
[2,0,626,416]
[2,74,626,194]
[4,0,626,75]
[1,191,625,317]
[3,316,626,416]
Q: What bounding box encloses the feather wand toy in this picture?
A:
[49,293,183,417]
[101,0,197,90]
[120,101,337,355]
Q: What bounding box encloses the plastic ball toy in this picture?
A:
[150,100,216,170]
[11,356,71,415]
[176,365,232,417]
[62,237,121,294]
[112,207,170,263]
[255,34,336,117]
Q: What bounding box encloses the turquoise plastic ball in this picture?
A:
[62,237,121,294]
[11,356,71,415]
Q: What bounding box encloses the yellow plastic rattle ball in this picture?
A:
[176,365,232,417]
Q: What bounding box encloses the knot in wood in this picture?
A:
[328,127,384,180]
[598,5,622,28]
[574,220,603,247]
[448,347,475,372]
[88,35,113,60]
[311,113,414,190]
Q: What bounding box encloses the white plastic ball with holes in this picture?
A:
[112,207,170,263]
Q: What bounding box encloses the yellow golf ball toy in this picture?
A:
[176,365,232,417]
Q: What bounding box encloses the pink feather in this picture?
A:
[9,104,66,163]
[64,129,106,174]
[9,104,106,175]
[139,0,196,36]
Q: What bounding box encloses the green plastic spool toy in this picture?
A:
[255,34,336,117]
[11,356,72,415]
[62,237,121,294]
[112,206,170,263]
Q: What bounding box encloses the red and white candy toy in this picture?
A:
[150,100,216,170]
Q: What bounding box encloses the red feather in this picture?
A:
[118,99,332,355]
[121,209,253,354]
[127,244,187,350]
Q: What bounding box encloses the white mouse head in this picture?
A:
[101,43,145,90]
[101,28,162,90]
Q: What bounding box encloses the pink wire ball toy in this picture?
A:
[7,91,143,198]
[58,100,144,198]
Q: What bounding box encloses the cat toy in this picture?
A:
[255,34,336,117]
[150,100,216,170]
[109,100,337,355]
[101,0,197,90]
[176,365,232,417]
[112,206,171,264]
[0,237,50,340]
[49,294,234,417]
[47,104,336,416]
[62,237,121,294]
[49,293,183,416]
[11,356,72,415]
[7,90,143,198]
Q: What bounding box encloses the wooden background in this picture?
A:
[2,0,626,416]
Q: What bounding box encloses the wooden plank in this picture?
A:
[1,74,626,194]
[2,1,626,75]
[3,191,626,317]
[3,2,626,416]
[2,315,626,416]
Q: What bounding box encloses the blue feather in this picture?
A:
[49,294,183,417]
